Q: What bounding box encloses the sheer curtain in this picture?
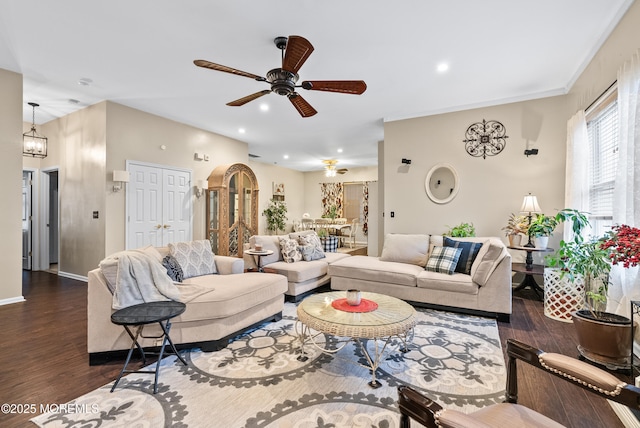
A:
[607,49,640,317]
[564,110,590,241]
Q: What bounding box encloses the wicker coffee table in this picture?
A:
[296,291,416,388]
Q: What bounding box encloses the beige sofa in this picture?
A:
[243,232,351,301]
[88,245,288,364]
[328,234,512,321]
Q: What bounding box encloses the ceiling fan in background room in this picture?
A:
[323,159,348,177]
[194,35,367,117]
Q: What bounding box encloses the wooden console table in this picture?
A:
[508,246,553,298]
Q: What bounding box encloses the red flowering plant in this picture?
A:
[600,224,640,269]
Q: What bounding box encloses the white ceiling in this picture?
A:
[0,0,633,171]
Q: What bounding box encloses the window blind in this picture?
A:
[586,96,618,230]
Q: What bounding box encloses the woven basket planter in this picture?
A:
[543,268,586,323]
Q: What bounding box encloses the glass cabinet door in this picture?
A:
[207,189,219,254]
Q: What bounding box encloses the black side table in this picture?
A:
[110,300,187,394]
[508,246,553,298]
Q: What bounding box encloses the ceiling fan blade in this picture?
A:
[301,80,367,95]
[337,168,348,174]
[282,36,314,73]
[194,60,266,81]
[226,90,271,107]
[288,93,317,117]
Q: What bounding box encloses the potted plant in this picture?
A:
[262,199,288,234]
[443,222,476,237]
[527,213,557,248]
[545,215,638,368]
[322,205,338,221]
[502,213,528,247]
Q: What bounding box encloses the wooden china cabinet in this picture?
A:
[206,163,259,257]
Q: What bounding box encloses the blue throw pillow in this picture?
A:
[443,237,483,275]
[425,246,462,275]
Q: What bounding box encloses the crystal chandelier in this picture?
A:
[23,102,47,158]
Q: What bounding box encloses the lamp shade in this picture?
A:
[520,194,541,214]
[113,170,130,183]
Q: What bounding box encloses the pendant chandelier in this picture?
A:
[23,102,47,158]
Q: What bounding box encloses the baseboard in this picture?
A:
[0,296,26,306]
[57,271,88,282]
[609,401,640,427]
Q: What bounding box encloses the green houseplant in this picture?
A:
[544,209,633,368]
[443,222,476,238]
[262,199,288,234]
[527,213,557,248]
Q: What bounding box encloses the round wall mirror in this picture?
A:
[425,163,459,204]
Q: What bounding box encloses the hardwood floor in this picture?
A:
[0,271,627,427]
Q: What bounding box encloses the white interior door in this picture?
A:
[127,163,192,249]
[22,172,32,270]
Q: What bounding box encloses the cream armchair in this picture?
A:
[398,339,640,427]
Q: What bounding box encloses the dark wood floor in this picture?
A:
[0,271,627,427]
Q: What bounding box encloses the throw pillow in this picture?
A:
[299,244,326,261]
[443,237,483,275]
[278,237,302,263]
[380,234,430,266]
[425,246,462,275]
[298,233,324,253]
[162,254,184,282]
[168,240,217,279]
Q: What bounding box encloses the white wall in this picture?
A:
[0,68,24,303]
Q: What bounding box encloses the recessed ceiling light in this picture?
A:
[260,103,269,112]
[238,128,246,134]
[283,154,289,159]
[437,63,449,73]
[337,148,343,153]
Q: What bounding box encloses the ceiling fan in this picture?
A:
[194,35,367,117]
[323,159,348,177]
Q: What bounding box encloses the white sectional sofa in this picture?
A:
[243,232,351,301]
[328,234,512,321]
[88,242,288,364]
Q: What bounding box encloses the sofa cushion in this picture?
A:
[267,260,328,283]
[380,234,430,266]
[162,254,184,282]
[417,270,478,294]
[444,237,484,275]
[249,235,286,265]
[323,252,351,264]
[169,240,217,278]
[328,256,422,287]
[279,237,303,263]
[179,273,287,322]
[425,246,462,275]
[471,240,507,286]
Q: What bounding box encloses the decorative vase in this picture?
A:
[508,234,522,247]
[346,289,361,306]
[535,236,549,249]
[572,309,634,369]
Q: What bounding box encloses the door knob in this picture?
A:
[163,224,171,229]
[155,224,162,229]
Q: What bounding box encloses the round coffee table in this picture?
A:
[296,291,416,388]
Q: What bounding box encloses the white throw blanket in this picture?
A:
[111,251,182,310]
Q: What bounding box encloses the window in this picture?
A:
[343,182,363,222]
[586,87,619,237]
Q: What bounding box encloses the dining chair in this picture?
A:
[339,218,359,248]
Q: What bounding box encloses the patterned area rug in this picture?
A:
[32,303,506,427]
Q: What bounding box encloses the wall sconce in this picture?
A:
[195,180,206,198]
[401,158,412,165]
[112,170,130,192]
[524,149,539,157]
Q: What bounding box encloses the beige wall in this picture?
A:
[104,101,249,257]
[0,69,25,303]
[248,161,305,234]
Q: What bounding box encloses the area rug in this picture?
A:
[32,303,506,427]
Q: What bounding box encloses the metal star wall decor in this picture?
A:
[463,119,508,159]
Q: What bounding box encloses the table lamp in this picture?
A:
[520,193,541,248]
